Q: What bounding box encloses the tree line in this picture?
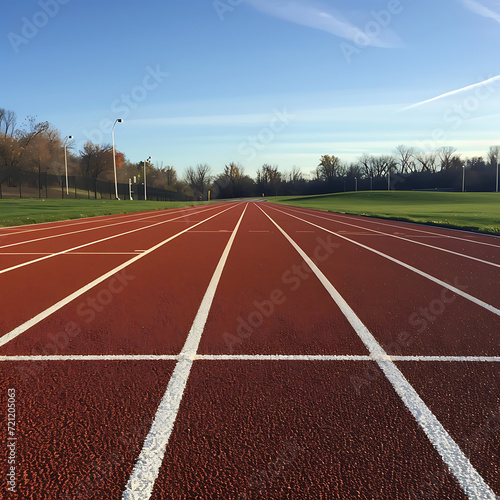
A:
[1,107,499,200]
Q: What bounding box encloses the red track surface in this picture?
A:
[0,201,498,499]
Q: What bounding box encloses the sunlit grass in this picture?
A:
[272,191,500,235]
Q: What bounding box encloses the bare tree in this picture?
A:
[394,145,416,174]
[346,162,362,179]
[415,151,438,173]
[375,155,397,176]
[358,154,375,179]
[185,164,211,198]
[438,146,459,170]
[357,154,397,178]
[289,166,303,184]
[487,146,500,168]
[0,109,17,137]
[311,166,321,181]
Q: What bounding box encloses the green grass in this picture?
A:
[2,193,499,235]
[0,199,210,227]
[272,191,500,235]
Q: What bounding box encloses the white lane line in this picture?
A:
[376,360,497,500]
[0,253,54,256]
[286,207,500,269]
[2,354,497,362]
[0,206,220,276]
[66,252,140,255]
[0,206,200,237]
[268,206,500,318]
[0,205,237,349]
[0,252,139,256]
[0,210,143,235]
[386,355,500,362]
[0,206,201,250]
[395,235,448,239]
[0,355,179,361]
[258,205,497,500]
[288,206,500,249]
[122,205,247,500]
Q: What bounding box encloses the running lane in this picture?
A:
[141,202,495,499]
[198,202,368,355]
[0,204,230,338]
[0,205,245,499]
[2,201,497,499]
[0,359,177,499]
[282,206,500,262]
[152,360,468,499]
[0,204,244,356]
[261,203,500,357]
[246,202,498,498]
[0,205,219,270]
[274,205,500,306]
[0,206,207,247]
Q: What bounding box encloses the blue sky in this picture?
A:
[1,0,500,177]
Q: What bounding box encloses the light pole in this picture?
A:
[355,176,358,192]
[144,156,151,201]
[388,168,391,191]
[496,158,499,193]
[112,118,123,200]
[462,164,465,193]
[64,135,73,196]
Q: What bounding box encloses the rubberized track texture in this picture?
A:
[0,202,498,499]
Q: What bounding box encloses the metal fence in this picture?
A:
[0,170,193,202]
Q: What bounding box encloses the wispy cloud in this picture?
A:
[129,113,273,127]
[244,0,401,48]
[400,75,500,111]
[127,104,396,129]
[461,0,500,23]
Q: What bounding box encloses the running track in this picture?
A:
[0,202,498,499]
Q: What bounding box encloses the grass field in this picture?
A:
[1,193,499,235]
[0,199,209,227]
[273,191,500,235]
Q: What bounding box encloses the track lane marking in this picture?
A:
[0,210,143,235]
[0,205,237,349]
[0,206,211,250]
[258,205,497,500]
[0,205,221,276]
[0,252,140,256]
[122,204,248,500]
[0,207,198,236]
[267,205,500,317]
[0,204,206,236]
[283,206,500,269]
[284,206,500,248]
[1,355,498,362]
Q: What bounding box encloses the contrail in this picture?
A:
[461,0,500,24]
[400,75,500,111]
